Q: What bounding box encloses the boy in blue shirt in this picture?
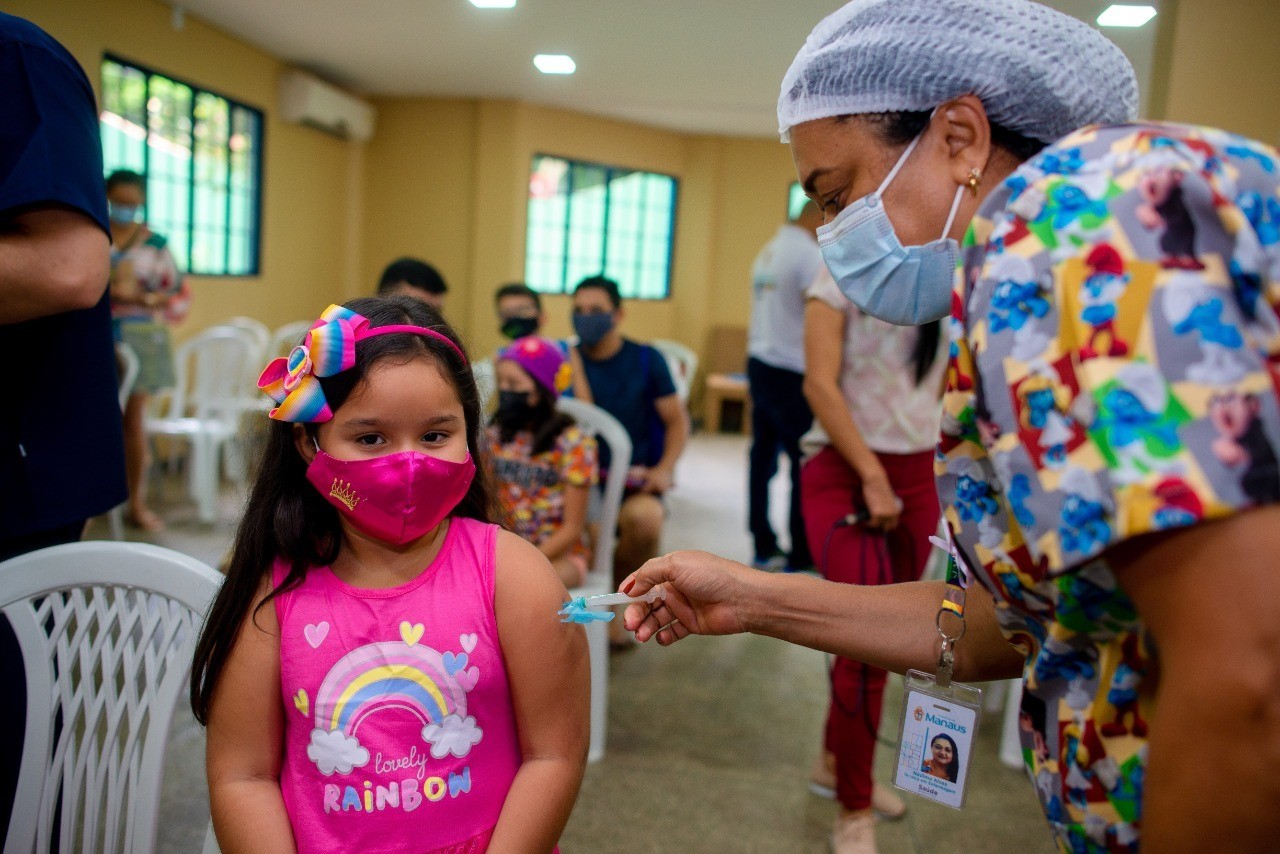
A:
[572,276,687,641]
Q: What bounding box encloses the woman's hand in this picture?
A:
[621,551,756,645]
[861,473,901,530]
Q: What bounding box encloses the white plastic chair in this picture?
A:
[651,338,698,405]
[472,357,497,415]
[234,320,314,424]
[0,541,222,854]
[224,316,273,405]
[116,341,140,412]
[107,343,141,541]
[145,326,258,523]
[223,316,269,368]
[222,318,279,483]
[556,398,632,762]
[998,678,1026,769]
[267,320,312,361]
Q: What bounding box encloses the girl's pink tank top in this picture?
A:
[272,517,521,853]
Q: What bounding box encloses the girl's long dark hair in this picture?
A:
[489,372,575,457]
[190,295,494,724]
[852,110,1048,386]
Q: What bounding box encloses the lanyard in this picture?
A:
[933,539,968,689]
[893,534,983,810]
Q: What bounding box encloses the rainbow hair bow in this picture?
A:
[258,304,466,422]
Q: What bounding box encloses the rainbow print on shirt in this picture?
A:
[306,636,482,777]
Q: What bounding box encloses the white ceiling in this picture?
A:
[170,0,1161,138]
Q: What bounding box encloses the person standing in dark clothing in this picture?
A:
[746,202,823,571]
[0,11,127,838]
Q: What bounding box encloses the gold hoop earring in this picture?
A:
[966,168,982,197]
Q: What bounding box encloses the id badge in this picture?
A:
[892,669,982,810]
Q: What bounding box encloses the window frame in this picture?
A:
[524,152,679,301]
[788,181,809,220]
[100,53,265,278]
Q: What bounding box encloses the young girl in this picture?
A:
[190,296,589,854]
[487,337,598,589]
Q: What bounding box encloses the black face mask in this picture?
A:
[499,316,539,341]
[495,390,537,425]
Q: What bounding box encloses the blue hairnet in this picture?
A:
[778,0,1139,143]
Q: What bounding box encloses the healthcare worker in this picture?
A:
[622,1,1280,852]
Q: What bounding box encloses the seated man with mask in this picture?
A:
[572,275,688,643]
[376,256,448,310]
[494,282,591,400]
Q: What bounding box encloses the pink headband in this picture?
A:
[258,303,467,422]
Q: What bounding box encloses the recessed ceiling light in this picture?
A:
[1097,4,1157,27]
[468,0,515,8]
[534,54,576,75]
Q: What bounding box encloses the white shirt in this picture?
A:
[800,269,946,456]
[747,223,822,374]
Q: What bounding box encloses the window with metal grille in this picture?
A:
[525,154,677,300]
[788,181,809,220]
[99,55,263,276]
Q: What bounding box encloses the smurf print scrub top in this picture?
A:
[936,122,1280,852]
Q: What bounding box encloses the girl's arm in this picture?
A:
[802,298,900,529]
[205,578,296,854]
[490,530,590,852]
[536,482,589,562]
[622,550,1026,683]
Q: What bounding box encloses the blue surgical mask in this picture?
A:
[816,128,965,326]
[573,312,614,347]
[109,202,143,224]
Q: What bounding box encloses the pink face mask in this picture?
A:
[305,444,475,545]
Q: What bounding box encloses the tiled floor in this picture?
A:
[93,433,1055,853]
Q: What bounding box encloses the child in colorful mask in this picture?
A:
[190,296,589,854]
[487,337,599,589]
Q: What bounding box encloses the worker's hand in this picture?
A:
[621,550,756,645]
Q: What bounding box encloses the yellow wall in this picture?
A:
[362,98,798,379]
[16,0,801,380]
[355,0,1280,397]
[10,0,359,336]
[360,97,479,334]
[43,0,1280,396]
[474,101,696,358]
[706,137,800,334]
[1154,0,1280,143]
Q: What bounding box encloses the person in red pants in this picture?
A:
[800,267,945,854]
